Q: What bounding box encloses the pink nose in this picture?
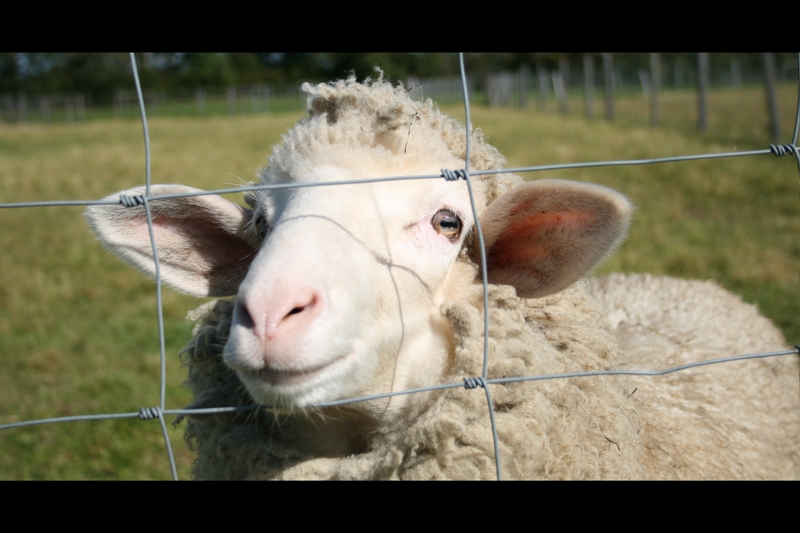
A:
[235,286,323,364]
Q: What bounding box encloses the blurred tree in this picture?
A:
[0,53,21,93]
[1,53,793,104]
[177,53,235,90]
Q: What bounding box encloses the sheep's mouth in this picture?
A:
[244,349,355,388]
[234,349,360,408]
[254,364,329,386]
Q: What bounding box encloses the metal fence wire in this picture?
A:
[1,53,799,480]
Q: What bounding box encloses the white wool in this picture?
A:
[86,73,799,480]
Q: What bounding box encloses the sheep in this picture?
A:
[86,72,800,480]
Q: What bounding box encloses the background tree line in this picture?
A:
[1,53,793,107]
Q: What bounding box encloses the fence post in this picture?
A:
[603,53,614,121]
[557,55,569,114]
[250,87,259,113]
[552,71,567,114]
[697,53,709,132]
[731,57,742,88]
[518,63,529,109]
[18,93,27,123]
[65,96,74,123]
[227,87,236,116]
[536,56,548,111]
[674,62,685,87]
[762,53,781,142]
[196,88,207,114]
[584,54,594,119]
[650,53,660,126]
[77,93,86,122]
[41,96,50,123]
[639,69,650,97]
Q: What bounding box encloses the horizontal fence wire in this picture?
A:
[1,53,799,480]
[4,148,800,211]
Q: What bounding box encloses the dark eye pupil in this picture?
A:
[432,209,461,241]
[441,218,458,229]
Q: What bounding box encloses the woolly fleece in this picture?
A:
[176,73,799,480]
[181,273,799,479]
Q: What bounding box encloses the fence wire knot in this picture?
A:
[463,376,487,389]
[119,194,146,207]
[768,144,798,157]
[138,406,162,420]
[441,168,467,181]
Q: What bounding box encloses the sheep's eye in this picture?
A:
[432,209,462,242]
[256,215,269,240]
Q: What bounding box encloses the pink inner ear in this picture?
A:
[488,241,548,270]
[488,210,592,268]
[478,179,631,299]
[118,211,256,297]
[510,210,591,234]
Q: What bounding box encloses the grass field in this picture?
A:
[0,83,797,480]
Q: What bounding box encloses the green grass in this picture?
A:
[0,83,797,479]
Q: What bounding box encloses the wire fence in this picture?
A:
[1,53,798,480]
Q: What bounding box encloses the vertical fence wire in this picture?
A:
[457,53,502,480]
[129,53,178,481]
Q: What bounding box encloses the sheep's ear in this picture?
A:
[475,179,631,298]
[86,184,260,297]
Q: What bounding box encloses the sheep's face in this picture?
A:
[87,131,631,424]
[225,150,477,411]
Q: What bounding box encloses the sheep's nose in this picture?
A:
[236,286,323,346]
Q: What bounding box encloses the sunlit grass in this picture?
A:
[0,83,797,479]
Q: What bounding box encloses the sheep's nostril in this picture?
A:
[235,298,255,329]
[238,289,321,343]
[281,293,317,322]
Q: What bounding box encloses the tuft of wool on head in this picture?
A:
[247,70,522,214]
